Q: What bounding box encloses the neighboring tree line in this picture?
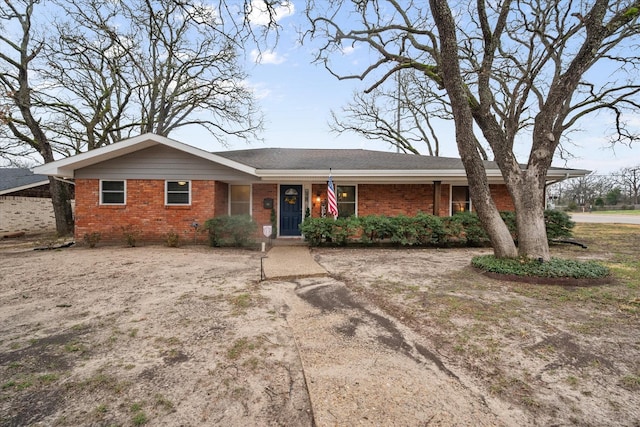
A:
[550,165,640,209]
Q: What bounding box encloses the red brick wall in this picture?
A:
[252,184,278,231]
[74,179,516,243]
[75,179,216,244]
[489,184,515,211]
[359,184,436,216]
[214,181,228,217]
[308,183,511,218]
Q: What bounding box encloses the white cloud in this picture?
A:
[250,49,286,65]
[245,80,272,100]
[247,0,295,26]
[341,45,356,56]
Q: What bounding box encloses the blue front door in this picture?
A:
[280,185,302,236]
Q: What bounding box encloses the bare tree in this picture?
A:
[330,69,446,155]
[0,0,74,234]
[1,0,281,233]
[305,0,640,259]
[561,173,610,207]
[38,0,264,154]
[616,165,640,204]
[330,56,489,158]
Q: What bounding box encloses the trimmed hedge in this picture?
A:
[300,210,575,248]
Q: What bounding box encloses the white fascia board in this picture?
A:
[546,168,591,180]
[256,168,506,183]
[31,133,258,178]
[0,180,50,195]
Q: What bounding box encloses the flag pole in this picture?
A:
[327,168,338,220]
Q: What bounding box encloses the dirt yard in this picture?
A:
[1,224,639,426]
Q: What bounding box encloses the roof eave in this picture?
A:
[256,168,506,183]
[31,133,258,178]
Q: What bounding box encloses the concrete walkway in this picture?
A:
[261,246,327,280]
[260,270,508,425]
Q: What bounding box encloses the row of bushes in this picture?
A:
[299,210,575,247]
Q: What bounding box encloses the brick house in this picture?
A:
[32,133,588,243]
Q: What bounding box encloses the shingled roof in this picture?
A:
[0,168,49,195]
[214,148,475,170]
[32,133,589,182]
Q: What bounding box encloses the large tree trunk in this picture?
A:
[460,136,518,258]
[510,171,550,260]
[429,0,517,258]
[49,177,74,236]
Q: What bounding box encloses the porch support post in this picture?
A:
[433,181,442,216]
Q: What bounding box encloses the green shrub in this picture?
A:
[332,217,358,246]
[301,210,571,248]
[300,217,334,245]
[471,255,609,279]
[270,208,277,238]
[358,215,393,244]
[440,217,466,246]
[204,215,257,247]
[388,214,421,246]
[499,211,518,240]
[449,211,490,246]
[544,210,575,240]
[413,212,445,246]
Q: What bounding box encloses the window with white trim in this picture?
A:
[451,185,471,213]
[166,181,191,205]
[337,185,356,218]
[100,180,126,205]
[230,185,251,215]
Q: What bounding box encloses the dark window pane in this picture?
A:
[101,181,125,204]
[102,181,124,191]
[338,202,355,218]
[167,192,189,204]
[167,181,189,192]
[337,186,355,202]
[103,192,124,204]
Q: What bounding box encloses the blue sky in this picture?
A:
[170,1,639,175]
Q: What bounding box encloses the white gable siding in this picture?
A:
[74,145,255,182]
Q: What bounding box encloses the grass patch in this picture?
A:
[620,374,640,391]
[229,293,252,312]
[154,393,175,411]
[472,255,609,279]
[226,337,261,360]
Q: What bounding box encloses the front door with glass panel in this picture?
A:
[280,185,302,236]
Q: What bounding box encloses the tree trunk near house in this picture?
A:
[429,0,518,258]
[459,135,518,259]
[510,173,550,260]
[48,177,74,236]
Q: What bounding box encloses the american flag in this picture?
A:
[327,174,339,219]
